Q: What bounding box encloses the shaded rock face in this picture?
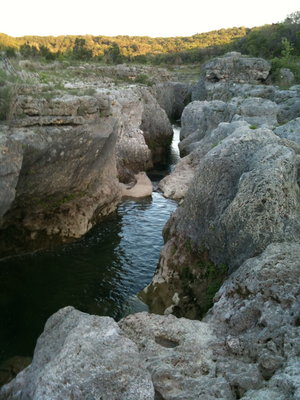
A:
[0,115,122,256]
[0,307,154,400]
[0,130,23,225]
[159,121,248,200]
[138,88,173,164]
[142,124,300,317]
[151,81,191,121]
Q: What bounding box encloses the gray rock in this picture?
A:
[0,129,23,224]
[151,81,191,121]
[201,52,271,84]
[274,87,300,124]
[120,312,234,400]
[0,117,122,256]
[0,306,154,400]
[192,80,277,103]
[138,87,173,163]
[274,117,300,146]
[142,125,300,317]
[179,100,235,155]
[159,121,248,199]
[230,97,278,128]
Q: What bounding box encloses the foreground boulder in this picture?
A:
[142,123,300,317]
[127,242,300,400]
[0,307,154,400]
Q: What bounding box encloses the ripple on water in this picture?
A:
[0,192,177,363]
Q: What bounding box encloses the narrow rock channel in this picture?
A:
[0,126,180,381]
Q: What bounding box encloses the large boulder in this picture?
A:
[231,96,279,128]
[201,52,271,84]
[0,117,122,256]
[0,307,154,400]
[205,242,300,400]
[179,100,235,155]
[122,242,300,400]
[142,124,300,317]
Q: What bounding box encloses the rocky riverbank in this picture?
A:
[0,60,190,256]
[1,53,300,399]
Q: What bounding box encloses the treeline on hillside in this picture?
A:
[0,28,248,64]
[0,11,299,73]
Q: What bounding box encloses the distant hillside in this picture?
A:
[0,12,299,71]
[0,28,248,63]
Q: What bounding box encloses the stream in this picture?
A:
[0,126,180,364]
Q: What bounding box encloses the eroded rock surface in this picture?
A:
[0,307,154,400]
[143,124,300,317]
[0,81,174,255]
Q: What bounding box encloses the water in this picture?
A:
[0,127,180,364]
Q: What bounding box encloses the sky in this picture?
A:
[2,0,300,38]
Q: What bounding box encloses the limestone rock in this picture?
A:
[138,88,173,163]
[192,80,277,102]
[201,52,271,84]
[0,129,23,224]
[121,172,153,198]
[142,125,300,317]
[265,85,300,124]
[151,82,191,121]
[159,121,248,199]
[274,117,300,146]
[179,100,235,154]
[158,154,194,199]
[231,96,279,128]
[0,307,154,400]
[120,312,234,400]
[206,242,300,399]
[278,68,295,87]
[0,118,122,256]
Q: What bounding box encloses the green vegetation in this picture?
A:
[0,11,299,95]
[0,27,247,64]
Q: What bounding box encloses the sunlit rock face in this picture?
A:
[0,82,174,256]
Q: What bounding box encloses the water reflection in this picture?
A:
[0,193,177,363]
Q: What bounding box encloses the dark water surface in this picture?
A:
[0,127,180,364]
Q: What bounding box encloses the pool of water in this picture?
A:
[0,126,181,364]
